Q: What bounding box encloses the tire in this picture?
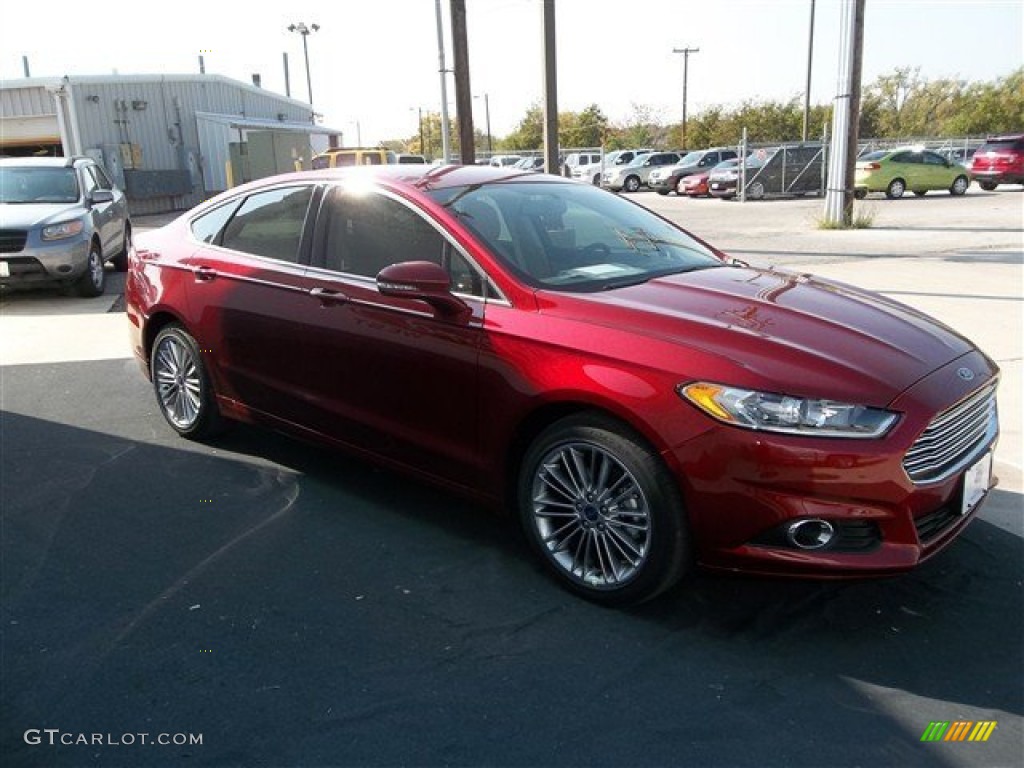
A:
[623,175,641,193]
[111,223,132,272]
[656,188,669,196]
[518,413,690,606]
[151,324,225,440]
[592,173,601,186]
[950,175,969,196]
[747,181,765,200]
[913,190,927,197]
[75,241,105,297]
[885,178,906,199]
[979,181,998,191]
[854,189,868,200]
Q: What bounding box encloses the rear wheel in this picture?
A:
[978,181,998,191]
[518,413,690,606]
[886,178,906,199]
[913,190,927,197]
[623,175,641,193]
[950,175,969,196]
[747,181,765,200]
[854,189,868,200]
[151,324,224,440]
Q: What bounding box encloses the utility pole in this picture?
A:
[823,0,865,226]
[672,47,699,149]
[434,0,452,162]
[451,0,475,165]
[542,0,559,174]
[802,0,816,142]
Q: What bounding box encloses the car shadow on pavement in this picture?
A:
[2,403,1020,766]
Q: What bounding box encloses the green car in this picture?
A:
[854,147,971,199]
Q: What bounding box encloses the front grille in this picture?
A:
[914,503,960,544]
[903,382,998,484]
[0,229,28,253]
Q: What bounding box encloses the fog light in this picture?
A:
[786,519,836,550]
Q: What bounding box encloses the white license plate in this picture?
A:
[0,261,9,278]
[961,452,992,515]
[711,183,721,189]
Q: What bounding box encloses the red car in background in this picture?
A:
[126,165,999,606]
[969,134,1024,190]
[679,159,739,197]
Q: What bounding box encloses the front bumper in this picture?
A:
[667,352,999,577]
[0,233,90,286]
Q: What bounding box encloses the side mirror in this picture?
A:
[89,189,114,205]
[377,261,469,317]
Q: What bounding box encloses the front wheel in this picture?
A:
[854,189,868,200]
[75,242,105,297]
[518,414,690,606]
[747,181,765,200]
[978,181,998,191]
[950,175,969,196]
[886,178,906,199]
[623,175,641,193]
[151,324,224,440]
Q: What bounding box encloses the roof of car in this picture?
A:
[0,156,84,168]
[225,164,565,198]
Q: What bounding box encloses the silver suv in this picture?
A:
[0,156,131,296]
[602,151,682,192]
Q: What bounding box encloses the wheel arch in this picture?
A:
[501,399,671,513]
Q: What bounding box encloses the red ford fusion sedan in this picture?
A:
[126,165,999,605]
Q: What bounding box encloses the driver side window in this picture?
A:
[319,188,489,298]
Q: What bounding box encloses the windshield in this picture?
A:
[0,167,80,204]
[428,180,723,292]
[679,151,704,167]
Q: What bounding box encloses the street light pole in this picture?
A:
[802,0,816,142]
[287,22,319,117]
[474,94,492,155]
[672,46,700,149]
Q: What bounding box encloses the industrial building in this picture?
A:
[0,74,342,214]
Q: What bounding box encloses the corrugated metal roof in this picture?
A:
[195,111,341,136]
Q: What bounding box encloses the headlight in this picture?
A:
[678,382,898,439]
[42,220,85,241]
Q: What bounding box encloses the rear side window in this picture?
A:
[219,186,314,263]
[191,201,242,244]
[978,138,1024,152]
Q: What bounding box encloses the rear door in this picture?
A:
[184,183,322,425]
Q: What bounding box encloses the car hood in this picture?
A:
[0,203,84,228]
[540,266,975,405]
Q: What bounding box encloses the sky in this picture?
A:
[1,0,1021,146]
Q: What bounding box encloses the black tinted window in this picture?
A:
[219,186,313,263]
[322,189,444,278]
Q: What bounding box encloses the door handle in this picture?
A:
[193,266,217,282]
[309,287,349,306]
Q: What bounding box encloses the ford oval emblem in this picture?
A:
[957,367,975,381]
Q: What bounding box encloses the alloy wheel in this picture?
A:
[154,334,203,430]
[530,441,652,589]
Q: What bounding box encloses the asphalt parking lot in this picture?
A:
[1,187,1022,767]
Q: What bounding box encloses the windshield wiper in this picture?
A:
[600,263,724,291]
